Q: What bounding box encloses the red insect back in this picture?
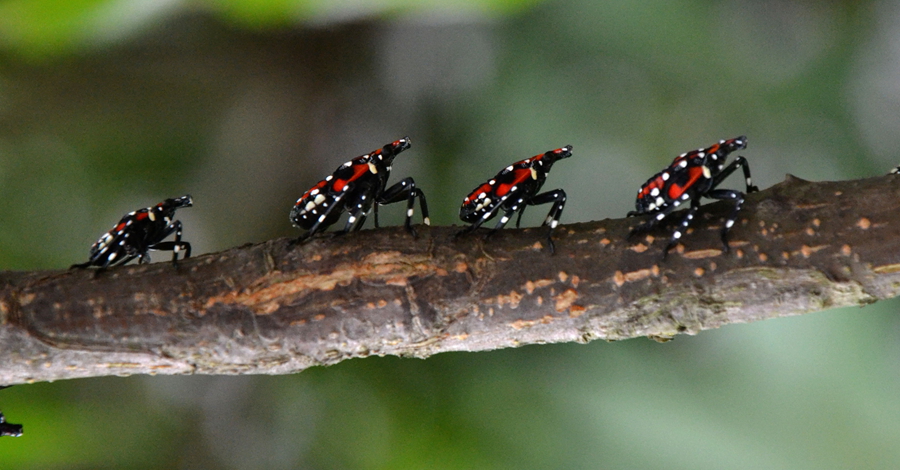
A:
[459,145,572,224]
[76,195,193,269]
[627,136,755,258]
[634,136,747,213]
[290,137,416,234]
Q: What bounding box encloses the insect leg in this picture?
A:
[109,241,141,268]
[663,198,702,258]
[338,203,370,234]
[486,207,519,239]
[629,198,684,239]
[149,221,192,265]
[705,188,745,252]
[713,156,759,193]
[378,177,430,236]
[514,207,526,229]
[528,189,567,254]
[296,192,347,243]
[455,196,507,239]
[372,198,379,228]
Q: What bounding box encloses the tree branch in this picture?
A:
[3,174,900,385]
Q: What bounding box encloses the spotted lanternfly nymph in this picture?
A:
[0,410,22,438]
[627,136,759,256]
[71,195,193,269]
[290,137,430,242]
[458,145,573,253]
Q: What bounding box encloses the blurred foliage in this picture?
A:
[1,0,900,468]
[0,0,544,59]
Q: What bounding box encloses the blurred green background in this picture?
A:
[2,0,900,468]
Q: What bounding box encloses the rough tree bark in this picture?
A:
[2,174,900,386]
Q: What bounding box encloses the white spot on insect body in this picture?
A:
[326,175,333,181]
[305,201,317,211]
[424,217,431,225]
[655,197,665,207]
[656,213,666,220]
[368,162,378,174]
[147,211,156,222]
[550,220,559,228]
[348,215,357,224]
[702,166,712,179]
[407,208,414,217]
[678,160,688,168]
[662,172,670,181]
[650,187,660,197]
[505,165,514,172]
[314,194,326,204]
[725,219,735,228]
[530,168,538,180]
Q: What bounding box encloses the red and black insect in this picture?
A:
[290,137,430,241]
[458,145,573,252]
[0,410,22,438]
[71,195,193,269]
[627,136,758,256]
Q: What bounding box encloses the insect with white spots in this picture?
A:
[0,409,22,438]
[290,137,430,242]
[71,195,193,269]
[627,136,758,257]
[458,145,573,253]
